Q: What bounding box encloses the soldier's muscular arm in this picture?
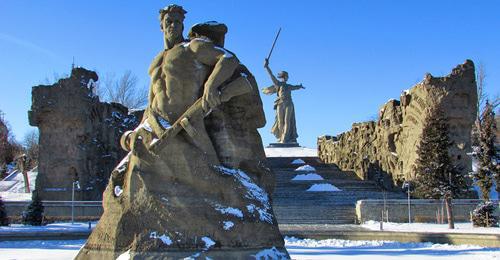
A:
[189,39,239,111]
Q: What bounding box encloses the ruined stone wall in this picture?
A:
[29,67,142,201]
[318,60,477,189]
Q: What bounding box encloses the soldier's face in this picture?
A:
[163,13,183,40]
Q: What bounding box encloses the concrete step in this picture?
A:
[270,156,406,225]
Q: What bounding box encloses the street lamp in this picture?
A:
[402,181,411,224]
[72,180,80,225]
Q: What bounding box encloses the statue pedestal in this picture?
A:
[267,142,300,148]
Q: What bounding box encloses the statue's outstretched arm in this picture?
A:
[264,58,279,86]
[262,85,278,95]
[190,38,239,111]
[290,83,305,90]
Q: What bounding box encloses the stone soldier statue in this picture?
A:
[76,4,288,259]
[263,58,305,144]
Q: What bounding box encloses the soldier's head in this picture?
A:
[188,21,228,47]
[277,71,289,82]
[159,4,187,48]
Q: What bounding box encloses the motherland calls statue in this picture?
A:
[263,58,305,146]
[76,4,289,259]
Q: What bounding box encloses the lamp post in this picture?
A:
[72,180,80,225]
[402,181,411,224]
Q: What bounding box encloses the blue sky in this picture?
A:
[0,0,499,148]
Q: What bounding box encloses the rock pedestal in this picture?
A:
[76,100,288,258]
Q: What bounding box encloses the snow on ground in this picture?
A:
[254,246,289,258]
[0,191,32,201]
[362,221,500,234]
[307,183,342,192]
[0,222,96,234]
[0,168,37,192]
[0,168,38,201]
[0,237,499,260]
[295,164,316,172]
[3,221,497,236]
[285,237,500,260]
[264,147,317,157]
[292,173,324,181]
[0,240,85,260]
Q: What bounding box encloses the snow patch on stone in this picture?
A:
[195,21,224,26]
[156,115,171,129]
[247,204,256,213]
[222,221,234,230]
[114,186,123,197]
[214,204,243,219]
[214,46,233,58]
[295,164,316,172]
[115,152,131,174]
[150,232,173,246]
[292,173,324,181]
[150,138,159,146]
[134,120,152,132]
[159,234,172,245]
[201,236,215,249]
[291,158,305,165]
[253,246,288,259]
[116,249,131,260]
[306,183,341,192]
[214,166,273,223]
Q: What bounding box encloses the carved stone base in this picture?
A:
[76,246,289,259]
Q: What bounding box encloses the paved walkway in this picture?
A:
[1,224,498,247]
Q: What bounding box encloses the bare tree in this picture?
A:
[96,71,148,109]
[0,110,9,167]
[476,62,487,119]
[41,72,69,85]
[22,129,39,169]
[0,110,23,177]
[475,62,499,118]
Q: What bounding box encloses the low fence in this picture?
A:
[4,200,102,222]
[279,224,500,247]
[5,199,499,224]
[356,199,499,223]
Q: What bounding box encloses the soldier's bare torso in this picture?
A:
[149,42,209,123]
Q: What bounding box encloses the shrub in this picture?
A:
[0,196,9,226]
[22,190,44,226]
[472,201,499,227]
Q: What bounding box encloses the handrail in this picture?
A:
[356,199,498,205]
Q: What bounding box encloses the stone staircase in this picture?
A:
[269,157,406,224]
